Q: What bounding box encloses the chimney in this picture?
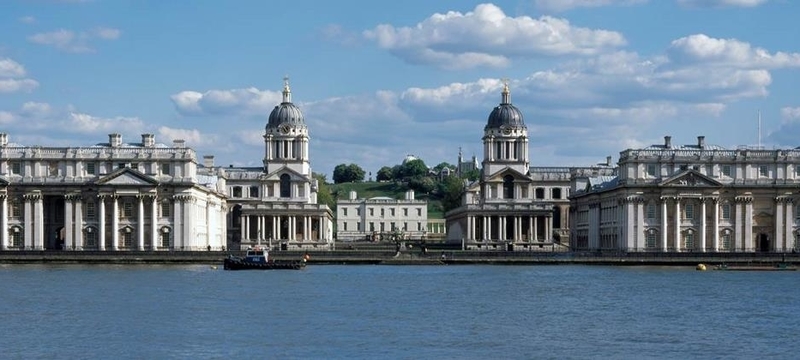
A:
[606,156,612,166]
[698,136,705,149]
[203,155,214,168]
[173,139,185,148]
[664,136,672,149]
[142,133,155,147]
[0,133,7,147]
[349,191,357,200]
[109,133,122,147]
[406,190,415,200]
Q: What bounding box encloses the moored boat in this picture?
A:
[223,247,308,270]
[713,263,797,271]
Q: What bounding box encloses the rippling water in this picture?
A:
[0,264,797,359]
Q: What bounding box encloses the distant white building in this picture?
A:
[336,190,427,242]
[0,132,227,251]
[571,135,800,253]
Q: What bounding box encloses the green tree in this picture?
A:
[398,159,428,179]
[462,168,480,182]
[433,162,454,173]
[408,176,436,194]
[376,166,394,182]
[313,172,335,209]
[439,175,465,213]
[332,163,366,183]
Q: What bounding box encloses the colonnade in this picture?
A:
[240,214,328,242]
[463,214,551,242]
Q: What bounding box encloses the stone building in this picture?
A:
[570,135,800,252]
[336,190,427,242]
[224,78,334,250]
[0,132,227,251]
[445,82,611,250]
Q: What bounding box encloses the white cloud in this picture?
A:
[19,16,36,24]
[171,87,281,116]
[781,107,800,123]
[157,127,212,147]
[677,0,768,7]
[0,111,14,124]
[668,34,800,68]
[19,102,52,118]
[363,3,625,69]
[66,112,144,134]
[27,27,121,53]
[0,79,39,93]
[0,58,27,78]
[534,0,647,12]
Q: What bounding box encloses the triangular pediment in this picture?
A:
[484,167,529,183]
[96,168,158,186]
[659,169,721,188]
[263,166,310,182]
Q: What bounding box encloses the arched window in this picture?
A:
[280,174,291,198]
[503,175,514,199]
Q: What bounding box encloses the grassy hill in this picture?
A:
[329,181,445,219]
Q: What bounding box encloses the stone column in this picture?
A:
[700,198,707,252]
[1,194,8,250]
[173,196,183,250]
[533,216,538,242]
[151,196,158,250]
[74,197,83,250]
[625,199,634,251]
[775,198,785,252]
[661,197,668,252]
[183,197,192,250]
[636,200,645,252]
[734,199,742,251]
[23,195,32,249]
[111,195,119,250]
[674,199,681,252]
[98,195,106,251]
[785,200,793,253]
[712,199,719,252]
[137,195,145,250]
[744,198,753,251]
[64,195,73,250]
[34,195,44,250]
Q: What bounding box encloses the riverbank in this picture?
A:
[1,249,798,266]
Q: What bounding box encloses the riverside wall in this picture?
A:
[1,249,798,266]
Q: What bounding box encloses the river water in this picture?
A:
[0,264,797,359]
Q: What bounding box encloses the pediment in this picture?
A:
[263,166,310,182]
[659,169,721,188]
[96,168,158,186]
[484,167,529,182]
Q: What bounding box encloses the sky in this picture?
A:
[2,0,800,179]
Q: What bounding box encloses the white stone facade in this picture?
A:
[224,78,334,250]
[571,135,800,253]
[0,133,228,251]
[336,190,427,242]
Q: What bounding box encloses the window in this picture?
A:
[679,164,688,171]
[369,222,375,232]
[161,232,170,248]
[403,208,408,216]
[280,174,291,197]
[390,209,395,216]
[343,223,348,231]
[645,231,657,248]
[646,164,657,177]
[161,163,171,175]
[11,162,21,175]
[391,222,396,231]
[721,232,731,251]
[721,165,731,177]
[380,223,385,232]
[86,202,96,219]
[123,202,134,218]
[503,175,514,199]
[684,232,695,250]
[232,186,242,198]
[122,231,133,247]
[646,204,656,219]
[416,208,422,216]
[343,208,348,216]
[684,204,694,220]
[369,208,374,216]
[10,202,21,218]
[48,161,58,177]
[552,188,562,199]
[85,230,97,248]
[759,165,768,177]
[356,208,361,216]
[380,209,385,217]
[86,162,96,175]
[403,222,408,231]
[795,166,800,177]
[357,222,361,231]
[249,186,259,198]
[161,202,171,218]
[535,188,545,199]
[721,204,731,220]
[117,162,128,170]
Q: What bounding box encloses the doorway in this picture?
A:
[757,233,770,252]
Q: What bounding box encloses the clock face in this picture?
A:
[280,125,291,134]
[502,126,512,135]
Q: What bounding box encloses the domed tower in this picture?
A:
[263,77,311,176]
[482,80,529,176]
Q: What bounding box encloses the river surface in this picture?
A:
[0,264,798,359]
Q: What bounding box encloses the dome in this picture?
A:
[485,82,525,130]
[266,77,305,129]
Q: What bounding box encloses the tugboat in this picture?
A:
[223,246,308,270]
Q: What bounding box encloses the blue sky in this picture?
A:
[2,0,800,178]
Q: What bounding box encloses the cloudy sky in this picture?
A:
[2,0,800,178]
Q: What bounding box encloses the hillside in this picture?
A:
[329,181,445,219]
